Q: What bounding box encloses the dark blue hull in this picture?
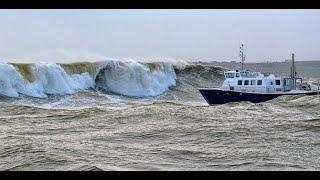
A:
[198,88,319,105]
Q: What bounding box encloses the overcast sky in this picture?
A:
[0,9,319,63]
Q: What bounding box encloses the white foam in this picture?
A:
[125,56,189,70]
[97,60,177,97]
[0,62,22,97]
[0,62,44,98]
[1,58,179,98]
[34,62,95,95]
[0,62,94,98]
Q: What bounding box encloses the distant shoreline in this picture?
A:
[189,60,320,64]
[191,60,320,78]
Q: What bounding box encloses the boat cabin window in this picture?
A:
[284,79,292,86]
[244,80,249,86]
[251,80,256,86]
[238,80,243,85]
[270,81,274,86]
[236,73,240,78]
[276,80,281,85]
[240,71,249,77]
[225,73,235,78]
[257,80,263,86]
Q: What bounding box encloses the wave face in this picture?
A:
[0,62,94,98]
[0,62,49,98]
[95,60,177,97]
[0,62,30,97]
[34,62,95,96]
[0,59,226,99]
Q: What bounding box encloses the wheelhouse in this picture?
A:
[222,70,296,93]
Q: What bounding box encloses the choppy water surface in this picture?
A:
[1,59,320,170]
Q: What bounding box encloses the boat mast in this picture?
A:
[239,44,245,70]
[291,53,296,90]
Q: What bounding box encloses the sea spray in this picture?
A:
[11,63,36,83]
[95,60,177,97]
[0,62,26,97]
[0,62,94,98]
[34,62,95,95]
[1,58,224,98]
[0,62,46,98]
[60,61,107,79]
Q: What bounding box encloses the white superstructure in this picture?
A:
[218,44,314,94]
[221,70,310,93]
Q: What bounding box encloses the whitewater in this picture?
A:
[1,57,320,171]
[0,59,184,98]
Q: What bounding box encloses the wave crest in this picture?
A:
[95,60,176,97]
[1,59,225,98]
[0,62,94,98]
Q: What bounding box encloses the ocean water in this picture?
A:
[0,59,320,171]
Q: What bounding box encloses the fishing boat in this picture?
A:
[199,44,320,105]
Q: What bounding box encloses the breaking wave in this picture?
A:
[0,58,225,98]
[0,62,94,98]
[95,60,177,97]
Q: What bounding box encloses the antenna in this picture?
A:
[291,53,296,90]
[239,43,245,70]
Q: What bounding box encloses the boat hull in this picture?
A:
[198,88,319,105]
